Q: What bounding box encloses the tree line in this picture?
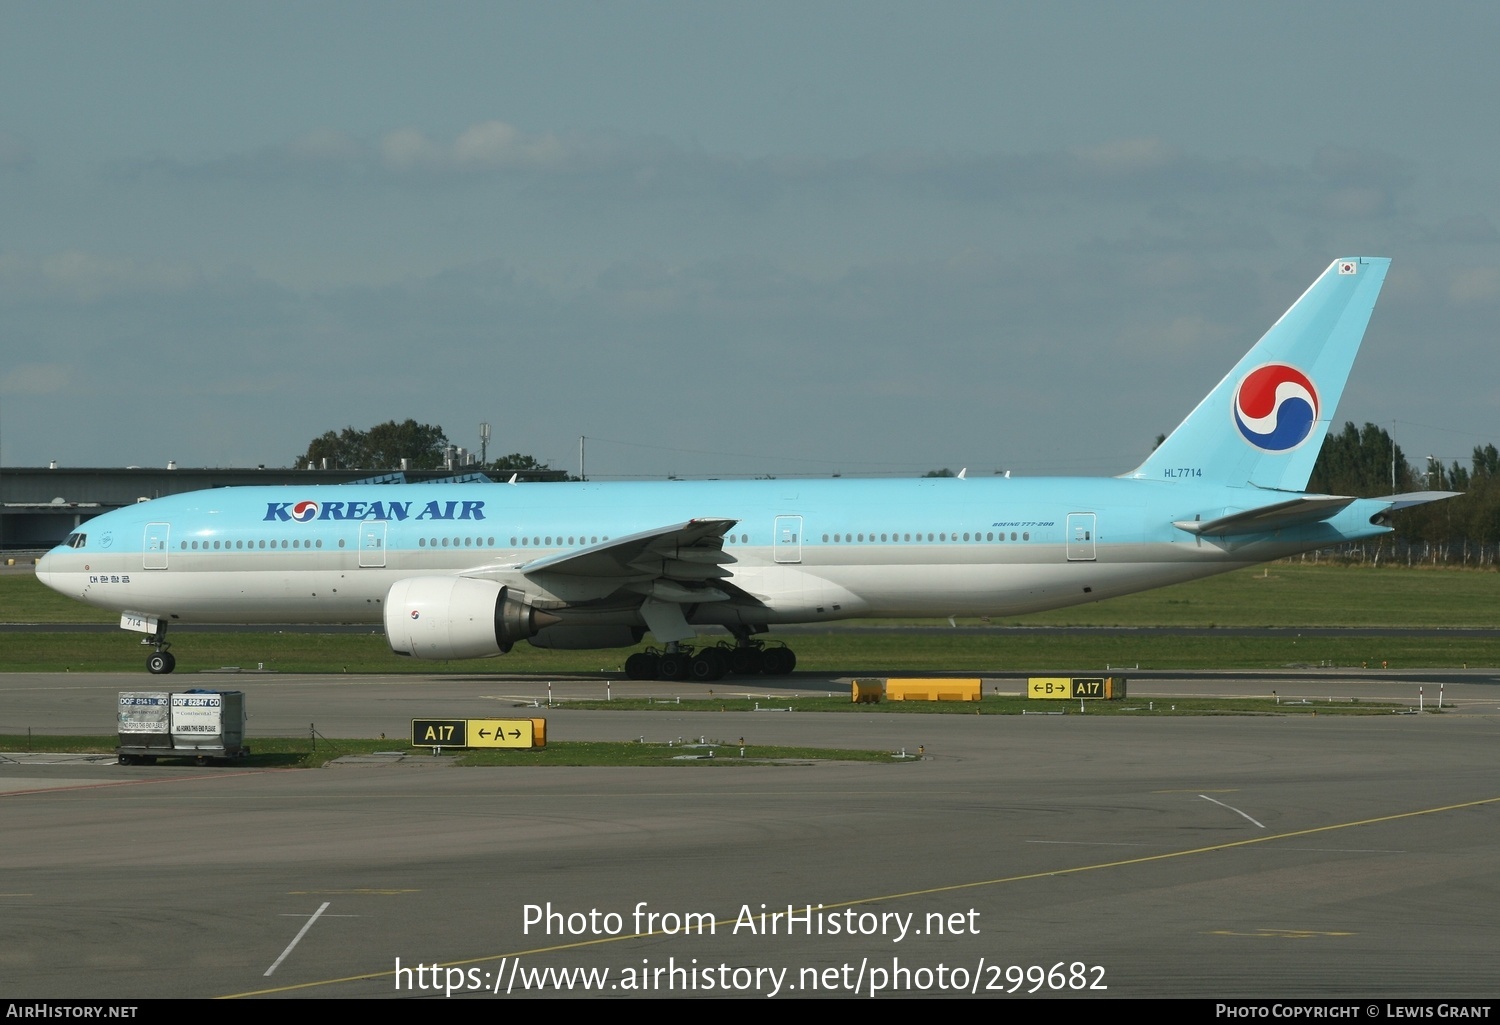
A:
[1308,422,1500,558]
[291,420,570,479]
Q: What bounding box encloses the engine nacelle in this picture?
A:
[527,625,645,650]
[384,577,558,660]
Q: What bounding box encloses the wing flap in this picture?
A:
[520,518,737,578]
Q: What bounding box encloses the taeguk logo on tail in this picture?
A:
[291,500,320,522]
[1233,363,1320,452]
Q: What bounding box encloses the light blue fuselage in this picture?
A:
[36,475,1390,627]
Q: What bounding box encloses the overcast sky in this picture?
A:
[2,2,1495,481]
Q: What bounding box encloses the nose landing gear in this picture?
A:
[143,623,175,674]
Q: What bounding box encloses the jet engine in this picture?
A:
[384,577,559,660]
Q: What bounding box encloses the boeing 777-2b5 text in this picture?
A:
[37,258,1454,679]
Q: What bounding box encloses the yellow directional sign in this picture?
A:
[1027,677,1074,699]
[410,718,544,749]
[468,718,536,749]
[1026,677,1128,700]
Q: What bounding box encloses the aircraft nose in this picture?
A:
[35,550,58,592]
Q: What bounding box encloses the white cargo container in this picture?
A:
[117,690,248,765]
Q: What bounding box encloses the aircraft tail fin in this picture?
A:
[1128,258,1391,491]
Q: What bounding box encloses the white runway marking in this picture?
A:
[265,901,330,977]
[1199,794,1265,829]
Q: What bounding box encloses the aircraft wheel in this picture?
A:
[709,647,731,679]
[690,649,727,682]
[728,646,763,675]
[656,652,688,680]
[625,652,658,680]
[118,754,135,766]
[146,651,175,675]
[760,646,796,676]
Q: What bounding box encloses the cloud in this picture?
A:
[286,128,362,164]
[1447,266,1500,304]
[1072,137,1178,175]
[0,132,32,171]
[377,127,445,172]
[0,251,204,302]
[451,121,568,171]
[118,122,1404,225]
[1427,214,1500,245]
[1,362,70,394]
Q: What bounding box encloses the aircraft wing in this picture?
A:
[1173,495,1357,537]
[519,518,738,601]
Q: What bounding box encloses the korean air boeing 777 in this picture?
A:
[36,257,1452,679]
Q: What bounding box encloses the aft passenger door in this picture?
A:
[773,515,803,564]
[1066,513,1097,561]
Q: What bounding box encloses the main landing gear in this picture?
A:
[143,622,176,675]
[623,639,797,682]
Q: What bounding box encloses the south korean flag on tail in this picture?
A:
[1338,261,1357,275]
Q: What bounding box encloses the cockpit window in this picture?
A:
[63,533,87,549]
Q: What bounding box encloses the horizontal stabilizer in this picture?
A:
[1378,491,1462,512]
[1174,495,1356,536]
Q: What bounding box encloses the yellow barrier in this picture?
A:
[885,678,982,702]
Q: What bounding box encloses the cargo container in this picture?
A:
[117,690,248,765]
